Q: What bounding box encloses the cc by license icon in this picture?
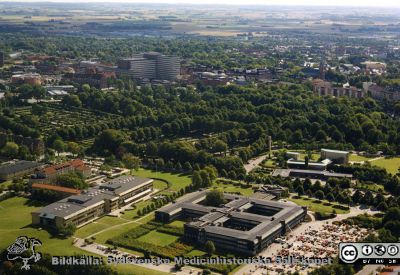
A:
[341,245,358,263]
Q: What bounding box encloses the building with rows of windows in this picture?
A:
[155,190,306,256]
[32,176,153,228]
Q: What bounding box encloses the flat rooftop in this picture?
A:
[272,168,352,178]
[99,175,153,196]
[157,190,305,242]
[321,148,349,154]
[33,176,152,219]
[0,160,41,175]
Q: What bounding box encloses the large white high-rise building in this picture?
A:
[117,52,180,81]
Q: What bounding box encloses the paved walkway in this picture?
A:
[244,154,269,173]
[86,212,150,239]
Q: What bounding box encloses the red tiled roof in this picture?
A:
[31,183,81,195]
[42,159,89,176]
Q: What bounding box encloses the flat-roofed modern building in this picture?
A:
[0,160,42,181]
[286,158,332,171]
[117,52,180,81]
[320,149,350,164]
[32,176,153,228]
[272,168,352,180]
[155,191,306,255]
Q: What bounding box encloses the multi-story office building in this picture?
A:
[155,190,306,256]
[117,52,180,81]
[32,176,153,228]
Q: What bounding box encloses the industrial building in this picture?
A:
[155,191,306,256]
[117,52,180,81]
[31,176,153,228]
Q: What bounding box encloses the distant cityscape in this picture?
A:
[0,2,400,275]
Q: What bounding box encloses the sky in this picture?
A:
[4,0,400,7]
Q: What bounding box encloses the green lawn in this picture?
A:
[349,154,374,162]
[153,179,169,191]
[91,214,155,245]
[74,216,127,239]
[288,196,349,214]
[355,182,385,193]
[370,157,400,175]
[298,153,320,161]
[212,181,254,196]
[169,220,186,228]
[137,230,179,246]
[261,159,276,168]
[132,168,191,191]
[0,180,13,189]
[0,197,89,256]
[0,197,166,275]
[186,249,206,257]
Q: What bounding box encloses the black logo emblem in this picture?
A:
[6,236,42,270]
[374,244,386,256]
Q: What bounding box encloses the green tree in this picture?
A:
[205,189,226,207]
[56,223,76,236]
[1,142,19,158]
[62,94,82,108]
[205,240,216,255]
[53,139,65,155]
[122,153,141,170]
[67,141,81,156]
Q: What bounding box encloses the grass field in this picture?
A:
[349,154,374,162]
[288,196,349,214]
[0,197,89,256]
[0,197,166,275]
[137,230,179,246]
[212,181,254,196]
[132,168,191,191]
[169,220,186,228]
[370,157,400,175]
[74,216,127,239]
[355,182,385,193]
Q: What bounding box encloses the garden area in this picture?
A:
[106,220,239,274]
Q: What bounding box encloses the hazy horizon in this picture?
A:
[3,0,400,8]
